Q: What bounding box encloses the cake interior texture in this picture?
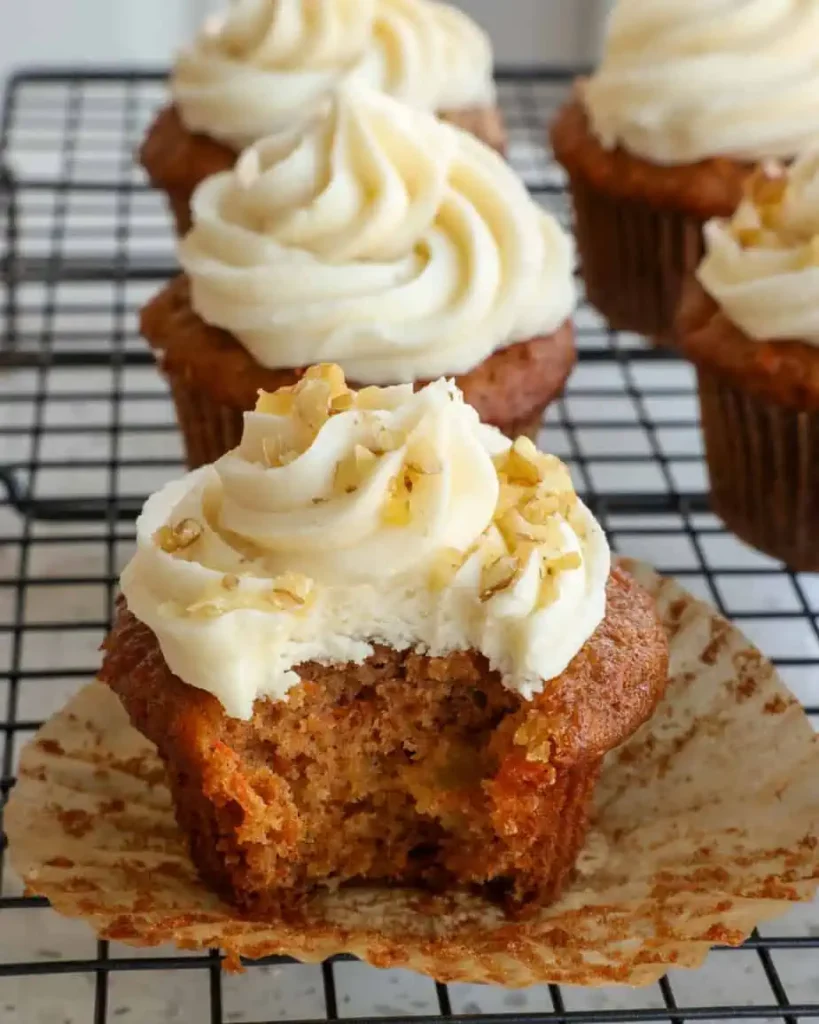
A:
[101,568,667,916]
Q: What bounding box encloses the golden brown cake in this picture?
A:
[677,159,819,570]
[141,0,507,235]
[143,86,577,468]
[550,0,819,343]
[99,368,668,915]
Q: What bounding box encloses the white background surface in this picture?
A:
[0,0,606,82]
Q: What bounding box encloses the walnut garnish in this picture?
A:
[334,445,377,495]
[256,387,296,416]
[268,572,313,609]
[480,555,520,602]
[155,518,202,554]
[502,436,543,486]
[745,165,788,207]
[537,552,583,610]
[382,470,413,526]
[734,226,763,249]
[329,391,355,414]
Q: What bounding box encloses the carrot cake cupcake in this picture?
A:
[142,0,506,235]
[677,155,819,571]
[142,85,577,468]
[551,0,819,343]
[100,366,668,915]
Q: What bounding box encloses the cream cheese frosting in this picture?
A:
[121,366,610,719]
[173,0,495,151]
[584,0,819,166]
[697,153,819,342]
[179,84,575,384]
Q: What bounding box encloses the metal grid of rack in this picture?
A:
[0,67,818,1024]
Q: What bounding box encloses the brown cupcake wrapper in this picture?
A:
[697,369,819,571]
[166,187,194,237]
[568,175,705,345]
[167,372,244,469]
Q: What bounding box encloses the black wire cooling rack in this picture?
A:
[0,66,818,1024]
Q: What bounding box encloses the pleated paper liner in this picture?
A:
[166,187,194,237]
[6,560,819,986]
[697,369,819,572]
[568,175,705,347]
[167,372,245,470]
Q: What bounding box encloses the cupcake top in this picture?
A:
[697,153,819,342]
[180,84,575,384]
[121,366,610,719]
[173,0,495,151]
[584,0,819,166]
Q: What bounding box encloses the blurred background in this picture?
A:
[0,0,610,79]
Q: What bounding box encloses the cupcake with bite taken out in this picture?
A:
[142,0,506,235]
[677,152,819,570]
[142,85,577,468]
[100,365,668,916]
[551,0,819,344]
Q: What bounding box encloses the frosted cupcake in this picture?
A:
[677,154,819,570]
[142,86,577,468]
[100,367,668,916]
[142,0,505,235]
[551,0,819,343]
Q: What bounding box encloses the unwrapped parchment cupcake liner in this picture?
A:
[569,176,706,346]
[5,560,819,986]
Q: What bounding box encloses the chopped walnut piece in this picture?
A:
[155,518,202,554]
[269,572,314,609]
[256,388,295,416]
[734,226,763,249]
[329,391,355,414]
[536,552,583,610]
[382,471,413,526]
[303,363,347,397]
[293,378,333,433]
[334,445,377,495]
[497,509,563,552]
[480,555,519,602]
[503,436,543,486]
[746,166,788,207]
[356,386,387,411]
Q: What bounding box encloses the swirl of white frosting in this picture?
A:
[180,85,575,384]
[172,0,495,151]
[697,152,819,342]
[584,0,819,166]
[121,369,610,719]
